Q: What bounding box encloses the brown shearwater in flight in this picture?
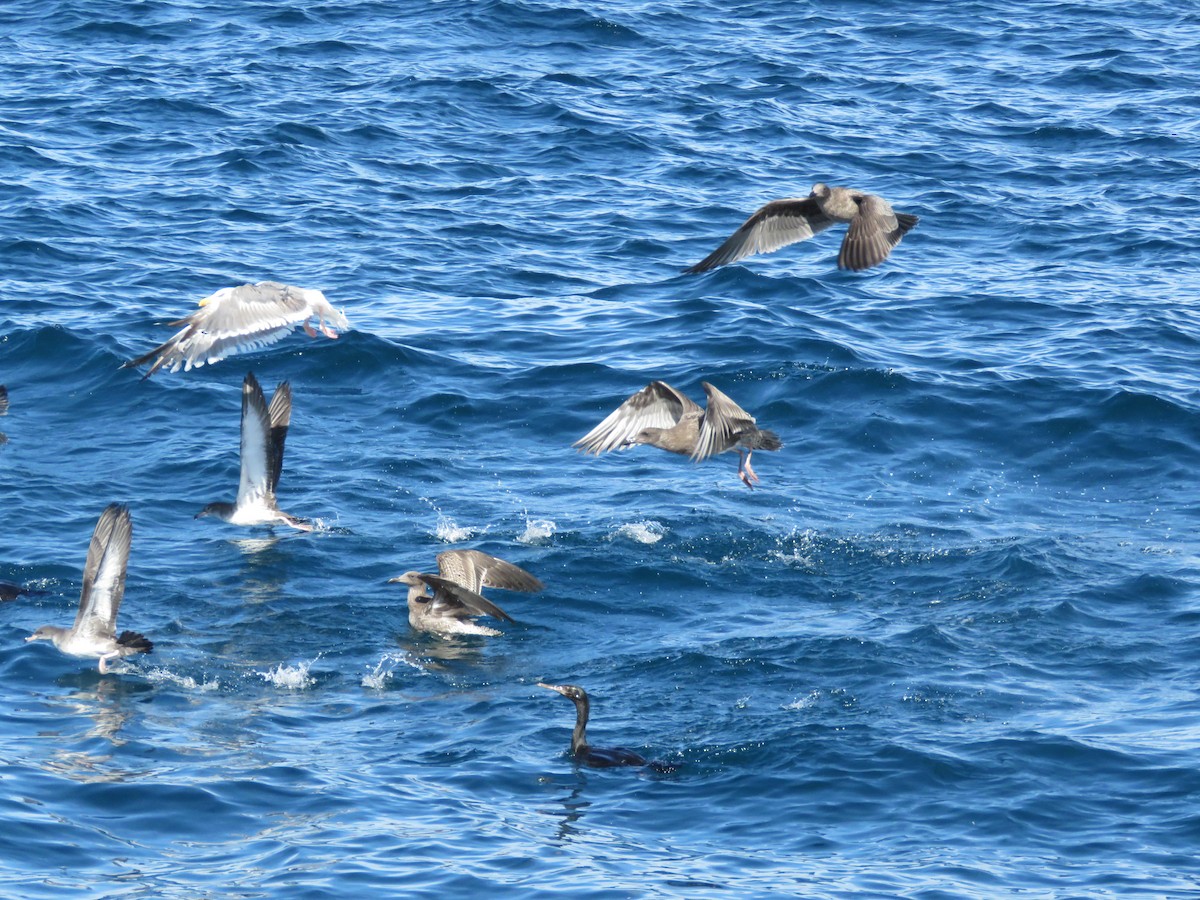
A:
[195,372,313,532]
[538,683,675,771]
[25,503,153,673]
[574,380,782,488]
[388,549,544,636]
[686,183,918,273]
[123,281,350,377]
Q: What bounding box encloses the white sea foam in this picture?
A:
[517,518,556,544]
[362,655,395,690]
[433,516,486,543]
[613,520,666,544]
[362,652,429,689]
[784,690,822,711]
[144,667,221,692]
[259,660,316,690]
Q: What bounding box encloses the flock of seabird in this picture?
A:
[5,184,916,768]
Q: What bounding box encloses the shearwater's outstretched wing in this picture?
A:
[574,381,699,455]
[73,504,132,639]
[237,373,275,507]
[265,380,292,496]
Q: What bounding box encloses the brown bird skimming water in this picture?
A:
[574,380,781,488]
[388,549,543,636]
[686,183,918,273]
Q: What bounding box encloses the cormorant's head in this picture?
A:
[538,682,589,705]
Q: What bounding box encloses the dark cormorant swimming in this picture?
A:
[539,682,675,772]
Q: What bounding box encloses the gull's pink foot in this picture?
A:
[744,459,760,483]
[303,319,319,338]
[737,450,761,489]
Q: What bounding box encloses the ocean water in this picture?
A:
[2,0,1200,896]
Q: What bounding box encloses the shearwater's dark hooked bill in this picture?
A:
[388,549,543,636]
[574,380,782,488]
[123,281,351,377]
[686,183,918,273]
[195,372,313,532]
[25,503,153,673]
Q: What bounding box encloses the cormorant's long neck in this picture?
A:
[570,694,590,757]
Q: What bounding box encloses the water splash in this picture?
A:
[144,667,221,692]
[613,520,666,544]
[517,518,556,544]
[258,660,316,690]
[433,515,487,543]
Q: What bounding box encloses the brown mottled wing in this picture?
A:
[691,382,760,462]
[436,550,544,594]
[419,573,514,622]
[685,197,834,273]
[74,504,132,639]
[837,194,919,271]
[573,381,700,455]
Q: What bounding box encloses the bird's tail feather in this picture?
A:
[117,630,154,654]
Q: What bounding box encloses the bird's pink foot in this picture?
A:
[734,453,753,489]
[303,319,319,338]
[743,459,760,484]
[738,451,761,489]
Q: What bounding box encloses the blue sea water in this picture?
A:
[2,0,1200,895]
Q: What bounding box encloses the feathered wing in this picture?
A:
[418,573,515,622]
[692,382,762,462]
[436,550,544,595]
[837,195,919,271]
[266,381,292,496]
[74,504,132,639]
[573,381,699,455]
[123,282,351,376]
[237,373,274,508]
[685,197,834,273]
